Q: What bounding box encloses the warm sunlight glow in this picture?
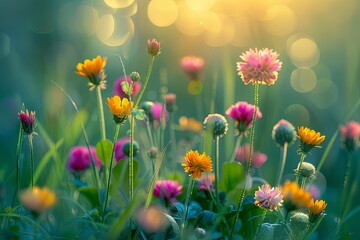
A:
[148,0,178,27]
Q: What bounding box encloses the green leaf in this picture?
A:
[132,109,146,121]
[220,162,244,193]
[163,212,180,234]
[195,210,218,229]
[79,187,100,208]
[111,159,140,198]
[96,139,113,165]
[121,80,131,96]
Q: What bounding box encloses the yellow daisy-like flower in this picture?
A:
[308,198,327,215]
[76,55,107,90]
[182,150,213,179]
[107,95,133,124]
[298,126,325,154]
[20,187,57,214]
[282,181,312,210]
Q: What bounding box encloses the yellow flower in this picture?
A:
[298,126,325,153]
[282,181,312,210]
[20,187,57,214]
[76,55,107,90]
[308,198,327,215]
[179,116,203,133]
[182,150,212,179]
[107,95,133,124]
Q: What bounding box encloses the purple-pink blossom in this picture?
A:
[254,184,283,211]
[150,102,168,125]
[198,174,215,192]
[180,56,205,80]
[114,137,130,162]
[18,109,36,135]
[67,146,102,173]
[340,121,360,151]
[113,76,142,99]
[226,101,262,134]
[235,144,267,168]
[237,48,282,85]
[153,180,182,203]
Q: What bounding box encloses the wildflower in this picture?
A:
[18,109,36,135]
[122,140,140,157]
[195,227,207,239]
[182,150,213,179]
[130,71,141,82]
[226,101,262,135]
[298,126,325,154]
[308,198,327,216]
[147,38,161,56]
[289,212,309,236]
[107,95,133,124]
[113,76,142,99]
[203,114,228,139]
[20,187,56,214]
[254,184,283,211]
[272,119,297,147]
[67,146,102,173]
[236,48,282,85]
[114,137,130,162]
[150,102,168,126]
[148,146,159,159]
[340,121,360,151]
[296,162,316,179]
[164,93,177,112]
[180,56,205,80]
[282,181,312,210]
[198,174,215,192]
[136,205,169,234]
[153,180,182,203]
[179,116,203,133]
[76,55,107,90]
[235,144,267,168]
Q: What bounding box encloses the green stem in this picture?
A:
[214,136,220,203]
[129,116,135,201]
[28,135,34,189]
[229,134,243,162]
[300,177,306,189]
[96,86,106,140]
[254,209,268,239]
[230,83,259,240]
[181,178,195,240]
[170,113,177,164]
[275,143,288,186]
[135,56,155,108]
[295,153,306,185]
[12,124,23,206]
[146,122,155,147]
[102,124,120,223]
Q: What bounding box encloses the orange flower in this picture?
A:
[308,198,327,215]
[298,126,325,153]
[282,181,312,210]
[179,116,203,133]
[20,187,57,214]
[182,150,212,179]
[76,55,107,90]
[107,95,133,124]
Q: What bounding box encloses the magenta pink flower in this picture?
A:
[235,144,267,168]
[114,137,130,162]
[340,121,360,151]
[198,174,215,192]
[147,38,161,56]
[67,146,102,173]
[237,48,282,85]
[153,180,182,203]
[18,109,36,135]
[150,102,168,125]
[180,56,205,80]
[113,76,142,99]
[226,101,262,134]
[164,93,177,112]
[254,184,283,211]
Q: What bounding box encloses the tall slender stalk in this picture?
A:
[28,135,34,189]
[102,124,120,223]
[229,134,243,162]
[214,136,220,203]
[135,56,155,108]
[181,178,195,239]
[129,116,135,201]
[295,153,306,185]
[275,142,288,186]
[12,124,23,206]
[230,83,259,240]
[96,86,106,140]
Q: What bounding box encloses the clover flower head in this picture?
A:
[67,146,102,173]
[180,55,205,80]
[203,113,228,138]
[18,109,36,135]
[113,76,142,99]
[340,121,360,151]
[153,180,182,203]
[254,184,283,211]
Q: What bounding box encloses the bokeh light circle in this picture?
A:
[308,78,339,109]
[148,0,178,27]
[104,0,134,9]
[175,4,206,36]
[287,35,320,67]
[284,104,310,127]
[264,5,296,36]
[204,13,235,47]
[0,33,10,59]
[290,67,317,93]
[185,0,215,11]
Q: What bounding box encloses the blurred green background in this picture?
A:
[0,0,359,237]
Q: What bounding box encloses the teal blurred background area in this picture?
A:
[0,0,359,235]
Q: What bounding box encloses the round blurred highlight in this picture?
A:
[290,67,317,93]
[185,0,215,11]
[175,4,207,36]
[308,78,339,109]
[148,0,178,27]
[284,104,310,127]
[204,13,235,47]
[264,5,297,36]
[287,35,320,67]
[104,0,134,9]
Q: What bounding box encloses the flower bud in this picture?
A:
[130,71,141,82]
[18,109,36,135]
[203,113,228,139]
[148,146,159,159]
[195,227,207,239]
[147,38,161,56]
[289,212,309,237]
[164,93,177,112]
[298,162,316,178]
[122,140,140,157]
[272,119,296,147]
